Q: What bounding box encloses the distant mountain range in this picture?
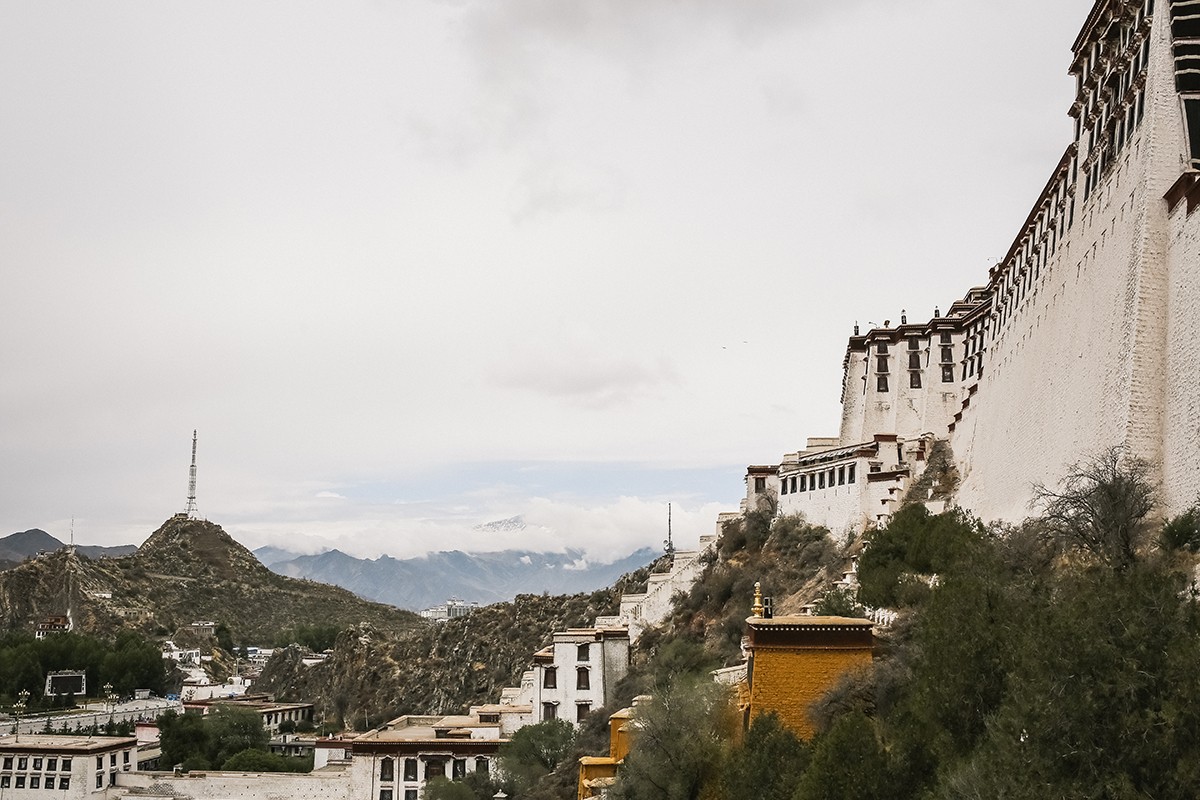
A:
[0,515,422,642]
[3,522,658,615]
[256,542,657,611]
[0,528,137,566]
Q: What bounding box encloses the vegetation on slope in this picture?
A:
[0,515,422,643]
[512,511,848,800]
[255,588,622,729]
[601,447,1200,800]
[159,706,313,773]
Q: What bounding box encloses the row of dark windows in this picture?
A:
[0,775,70,790]
[378,791,416,800]
[1,757,71,772]
[779,464,857,495]
[542,701,590,722]
[875,332,952,356]
[98,752,128,768]
[876,367,955,391]
[379,756,489,784]
[542,666,590,689]
[876,347,955,375]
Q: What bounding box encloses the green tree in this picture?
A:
[498,718,576,794]
[857,506,983,608]
[609,677,736,800]
[215,623,235,653]
[934,566,1200,800]
[158,710,210,769]
[794,712,892,800]
[813,585,864,617]
[423,777,477,800]
[222,748,312,773]
[720,712,808,800]
[1032,446,1156,570]
[206,706,269,766]
[1159,503,1200,552]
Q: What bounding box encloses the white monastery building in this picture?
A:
[749,0,1200,533]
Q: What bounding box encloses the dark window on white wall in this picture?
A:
[877,375,889,392]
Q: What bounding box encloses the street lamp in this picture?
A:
[103,683,116,731]
[14,689,30,741]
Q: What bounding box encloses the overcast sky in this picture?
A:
[1,0,1095,561]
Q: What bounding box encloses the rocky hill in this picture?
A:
[0,515,422,642]
[255,588,623,728]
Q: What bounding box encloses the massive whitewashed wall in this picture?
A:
[953,0,1184,521]
[752,0,1200,532]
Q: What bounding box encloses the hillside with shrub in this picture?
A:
[530,447,1200,800]
[0,515,423,643]
[256,588,624,728]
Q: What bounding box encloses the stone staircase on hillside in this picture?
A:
[616,517,728,641]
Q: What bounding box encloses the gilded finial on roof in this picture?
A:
[752,581,764,618]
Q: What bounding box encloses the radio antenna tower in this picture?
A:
[184,430,199,518]
[663,503,675,559]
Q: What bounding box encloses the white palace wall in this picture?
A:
[1163,183,1200,513]
[953,0,1181,521]
[748,0,1200,532]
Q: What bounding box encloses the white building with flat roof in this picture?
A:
[0,734,137,799]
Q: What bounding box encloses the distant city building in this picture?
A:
[318,713,503,798]
[34,615,72,640]
[418,598,479,622]
[182,695,315,736]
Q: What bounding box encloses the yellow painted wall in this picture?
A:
[748,647,872,740]
[577,759,618,800]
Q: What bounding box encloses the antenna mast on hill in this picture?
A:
[663,503,675,559]
[185,430,199,518]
